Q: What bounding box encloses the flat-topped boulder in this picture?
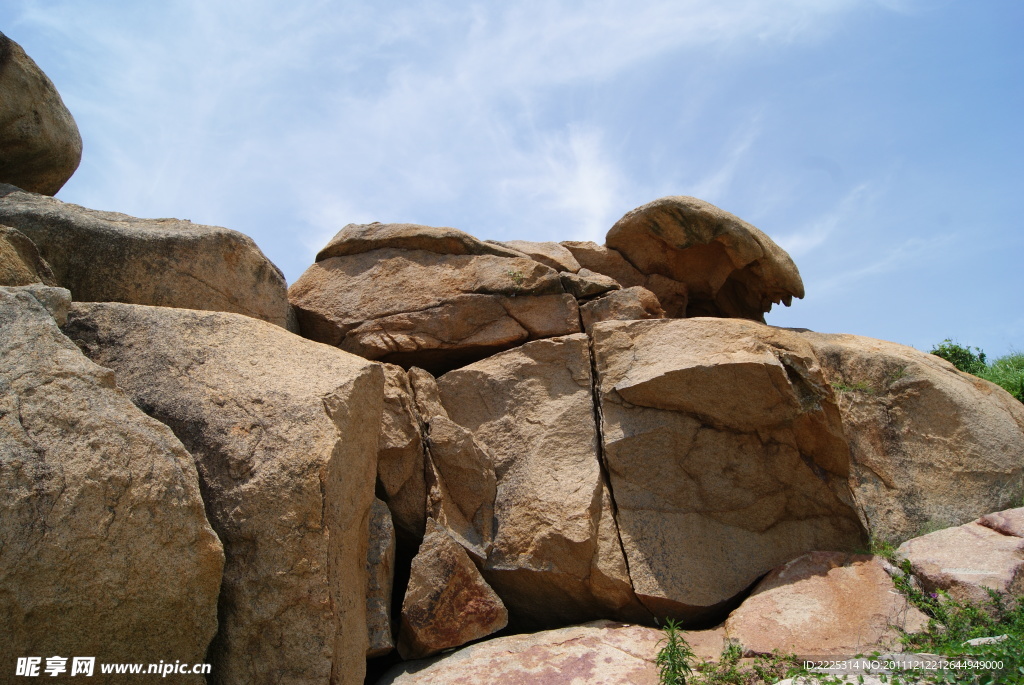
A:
[0,33,82,195]
[317,222,525,260]
[605,196,803,320]
[0,184,295,329]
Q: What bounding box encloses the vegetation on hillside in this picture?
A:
[930,339,1024,403]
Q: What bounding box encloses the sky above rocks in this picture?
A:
[5,0,1022,356]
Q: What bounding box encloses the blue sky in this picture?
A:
[5,0,1023,357]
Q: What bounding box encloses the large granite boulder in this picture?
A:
[0,33,82,195]
[724,552,928,657]
[289,223,580,372]
[801,331,1024,543]
[1,286,223,682]
[605,196,803,320]
[435,334,649,628]
[63,303,385,685]
[0,184,295,329]
[591,318,865,622]
[1,224,55,286]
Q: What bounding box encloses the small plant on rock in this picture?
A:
[656,619,695,685]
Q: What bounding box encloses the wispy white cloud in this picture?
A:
[774,181,874,258]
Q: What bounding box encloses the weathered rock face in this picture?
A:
[377,364,427,541]
[896,509,1024,606]
[605,196,803,320]
[0,33,82,195]
[0,286,223,681]
[0,224,55,286]
[0,184,296,330]
[497,239,582,272]
[724,552,928,657]
[436,334,649,628]
[63,303,385,685]
[379,621,666,685]
[367,498,397,658]
[290,227,582,371]
[397,519,508,660]
[801,331,1024,543]
[580,285,664,333]
[592,318,866,622]
[560,268,620,299]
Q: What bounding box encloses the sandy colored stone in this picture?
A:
[379,620,666,685]
[0,33,82,195]
[378,364,427,541]
[979,507,1024,538]
[317,222,526,261]
[498,239,582,272]
[580,285,664,333]
[1,224,55,286]
[801,331,1024,543]
[605,196,803,320]
[437,334,648,628]
[398,519,508,660]
[592,318,865,623]
[0,184,295,329]
[0,287,223,683]
[63,303,385,685]
[367,498,397,658]
[560,268,620,299]
[724,552,928,657]
[897,517,1024,606]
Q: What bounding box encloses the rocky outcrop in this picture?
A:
[605,196,803,320]
[436,334,649,627]
[497,239,582,272]
[62,303,385,685]
[559,268,620,299]
[579,285,664,333]
[896,509,1024,605]
[0,33,82,195]
[1,224,55,286]
[0,184,296,329]
[379,621,668,685]
[397,519,508,659]
[801,331,1024,543]
[377,364,427,541]
[724,552,928,657]
[592,318,866,622]
[317,222,525,260]
[0,286,223,681]
[290,234,581,371]
[367,498,397,658]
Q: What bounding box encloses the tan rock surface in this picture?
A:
[0,33,82,195]
[560,268,620,299]
[0,184,295,329]
[0,286,223,682]
[63,303,385,685]
[724,552,928,657]
[367,498,397,658]
[605,196,803,320]
[979,507,1024,538]
[580,285,664,333]
[397,519,508,660]
[379,620,666,685]
[896,516,1024,605]
[800,331,1024,543]
[0,224,55,286]
[592,318,865,622]
[498,239,582,272]
[317,222,525,261]
[436,334,648,627]
[378,364,427,540]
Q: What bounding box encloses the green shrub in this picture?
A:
[930,339,987,375]
[979,352,1024,403]
[656,619,695,684]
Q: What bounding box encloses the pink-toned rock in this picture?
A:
[979,507,1024,538]
[724,552,927,657]
[498,239,582,272]
[560,268,620,299]
[580,285,664,332]
[380,621,667,685]
[397,519,508,660]
[897,516,1024,606]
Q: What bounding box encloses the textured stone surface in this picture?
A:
[897,514,1024,606]
[724,552,927,657]
[377,364,427,541]
[560,268,620,299]
[436,334,648,628]
[397,519,508,660]
[0,33,82,195]
[0,184,295,329]
[0,224,55,286]
[592,318,865,622]
[0,287,223,683]
[317,222,525,261]
[605,196,803,320]
[801,331,1024,543]
[379,621,666,685]
[498,239,582,272]
[580,286,664,333]
[367,498,397,658]
[63,303,384,685]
